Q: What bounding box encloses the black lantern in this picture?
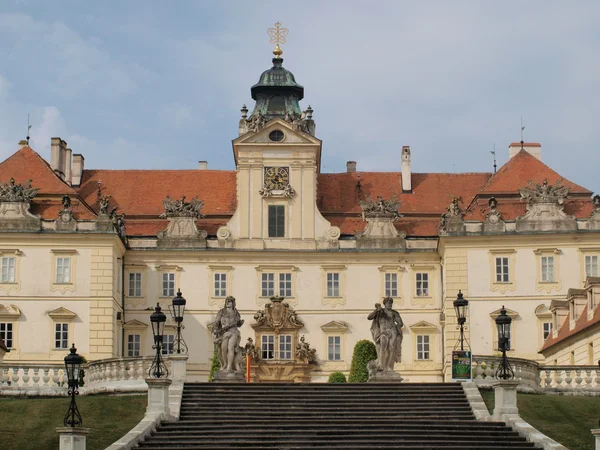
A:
[63,344,83,427]
[168,289,188,354]
[453,290,469,351]
[149,303,168,378]
[495,305,514,380]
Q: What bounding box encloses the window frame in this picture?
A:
[409,321,437,364]
[321,320,349,367]
[415,272,430,297]
[208,265,234,306]
[155,265,182,299]
[0,322,14,349]
[378,265,404,306]
[128,272,143,298]
[416,334,430,360]
[0,249,21,293]
[214,272,228,298]
[123,319,148,357]
[255,265,299,305]
[54,322,70,350]
[327,335,342,361]
[1,256,16,284]
[127,333,141,357]
[410,265,435,307]
[579,248,600,284]
[534,248,561,293]
[50,249,77,293]
[321,265,347,306]
[267,204,286,238]
[488,250,516,293]
[161,334,176,355]
[384,272,398,298]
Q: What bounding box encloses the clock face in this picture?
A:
[264,167,290,190]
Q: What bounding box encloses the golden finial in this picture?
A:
[267,21,288,58]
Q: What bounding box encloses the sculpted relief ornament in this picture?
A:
[157,195,207,248]
[516,179,576,232]
[356,196,406,249]
[483,197,506,233]
[440,196,465,234]
[0,178,41,231]
[589,195,600,230]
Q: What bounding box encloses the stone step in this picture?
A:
[137,446,536,450]
[162,419,511,428]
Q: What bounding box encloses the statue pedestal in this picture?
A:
[368,371,403,383]
[591,429,600,450]
[145,378,172,415]
[56,427,91,450]
[491,380,519,419]
[213,370,246,383]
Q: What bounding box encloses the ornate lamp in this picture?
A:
[149,303,168,378]
[453,290,469,351]
[168,289,188,354]
[495,305,514,380]
[63,344,83,427]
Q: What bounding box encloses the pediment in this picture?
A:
[0,304,21,319]
[489,308,519,319]
[47,307,77,320]
[123,319,148,330]
[320,321,349,333]
[234,119,321,146]
[535,304,552,318]
[409,321,438,332]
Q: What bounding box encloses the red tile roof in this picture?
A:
[480,150,591,195]
[540,303,600,352]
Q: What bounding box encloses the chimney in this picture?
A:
[401,146,412,193]
[64,147,73,186]
[346,161,356,173]
[50,137,65,179]
[509,142,542,161]
[198,161,208,170]
[72,154,85,186]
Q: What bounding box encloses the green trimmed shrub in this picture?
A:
[348,340,377,382]
[327,372,347,383]
[208,348,220,382]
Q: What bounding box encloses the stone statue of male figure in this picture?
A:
[367,297,403,375]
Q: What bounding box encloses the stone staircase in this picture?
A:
[136,382,539,449]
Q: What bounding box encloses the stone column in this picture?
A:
[145,378,172,415]
[56,427,91,450]
[591,429,600,450]
[169,355,188,382]
[491,380,520,420]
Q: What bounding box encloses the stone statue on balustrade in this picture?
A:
[212,296,246,382]
[367,297,404,382]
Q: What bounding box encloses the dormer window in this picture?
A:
[269,130,285,142]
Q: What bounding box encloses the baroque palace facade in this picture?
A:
[1,49,600,382]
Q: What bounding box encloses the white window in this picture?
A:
[54,323,69,349]
[261,334,275,360]
[127,334,141,356]
[1,257,15,283]
[543,322,552,340]
[56,257,71,284]
[416,273,429,296]
[279,334,292,360]
[495,257,509,283]
[0,322,13,348]
[416,335,430,360]
[261,273,275,297]
[541,256,555,282]
[214,273,227,297]
[326,273,340,297]
[279,273,292,297]
[328,336,341,361]
[384,273,397,297]
[162,272,175,297]
[162,334,175,355]
[128,273,142,297]
[586,255,599,278]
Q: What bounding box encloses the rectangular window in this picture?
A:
[161,335,175,355]
[495,257,509,283]
[0,322,13,349]
[1,257,16,283]
[268,205,285,238]
[417,335,430,360]
[541,256,555,282]
[279,273,292,297]
[214,273,227,297]
[54,323,69,349]
[128,273,142,297]
[384,273,397,297]
[127,334,141,357]
[328,336,341,361]
[326,273,340,297]
[416,273,429,297]
[261,273,275,297]
[56,257,71,284]
[586,255,599,278]
[279,334,292,360]
[543,322,552,340]
[261,334,275,360]
[498,325,512,350]
[162,272,175,297]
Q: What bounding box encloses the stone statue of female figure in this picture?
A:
[367,297,403,375]
[213,296,244,373]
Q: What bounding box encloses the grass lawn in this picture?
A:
[0,394,146,450]
[480,389,600,450]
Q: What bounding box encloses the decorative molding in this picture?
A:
[47,307,77,321]
[409,321,438,332]
[50,249,78,255]
[516,179,576,232]
[320,321,349,333]
[0,304,21,319]
[123,319,148,330]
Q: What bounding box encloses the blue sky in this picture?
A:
[0,1,598,193]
